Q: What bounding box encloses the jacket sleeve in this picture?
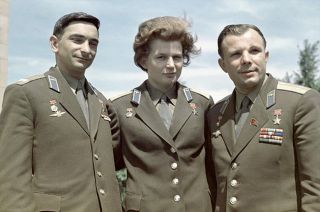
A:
[0,84,36,211]
[294,89,320,211]
[106,100,125,171]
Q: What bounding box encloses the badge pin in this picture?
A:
[50,105,58,112]
[189,103,198,115]
[212,130,221,138]
[49,111,66,117]
[49,99,57,105]
[126,108,133,118]
[250,118,258,127]
[101,114,111,122]
[216,115,222,127]
[273,109,282,125]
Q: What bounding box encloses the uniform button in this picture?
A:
[231,163,238,170]
[94,154,99,160]
[97,171,102,177]
[230,197,237,205]
[173,194,181,202]
[99,189,105,195]
[171,162,178,170]
[230,179,238,187]
[170,147,176,153]
[172,178,179,185]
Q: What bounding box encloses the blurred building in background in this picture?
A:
[0,0,9,111]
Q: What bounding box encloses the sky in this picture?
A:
[7,0,320,102]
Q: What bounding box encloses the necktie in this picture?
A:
[235,96,251,138]
[76,81,89,128]
[158,95,172,130]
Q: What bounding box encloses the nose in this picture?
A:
[166,57,175,68]
[241,52,251,64]
[81,41,91,54]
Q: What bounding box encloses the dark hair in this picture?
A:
[217,24,267,58]
[53,12,100,38]
[133,16,200,72]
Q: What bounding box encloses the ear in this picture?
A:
[218,58,228,73]
[140,57,148,70]
[265,51,269,63]
[50,35,59,53]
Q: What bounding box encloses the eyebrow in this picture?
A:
[69,34,99,43]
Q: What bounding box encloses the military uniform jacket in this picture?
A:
[207,74,320,212]
[112,81,214,212]
[0,67,122,212]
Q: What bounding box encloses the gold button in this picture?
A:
[231,163,238,170]
[230,179,238,187]
[230,197,237,205]
[171,162,178,170]
[94,154,99,160]
[172,178,179,185]
[99,189,105,195]
[173,195,181,202]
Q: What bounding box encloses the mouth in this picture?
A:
[239,68,256,74]
[75,56,90,62]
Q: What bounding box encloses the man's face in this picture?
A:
[142,39,183,92]
[50,21,99,79]
[218,29,269,94]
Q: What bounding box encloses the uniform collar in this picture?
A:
[235,75,268,112]
[146,81,177,106]
[58,66,86,94]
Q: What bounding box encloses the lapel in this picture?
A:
[231,75,278,160]
[169,84,193,138]
[45,67,89,135]
[133,82,175,146]
[219,92,236,156]
[87,84,103,141]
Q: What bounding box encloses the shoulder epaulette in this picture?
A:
[15,74,45,85]
[88,82,98,96]
[215,94,231,105]
[190,88,211,99]
[277,81,310,95]
[110,90,132,102]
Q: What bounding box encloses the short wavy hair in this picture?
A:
[53,12,100,39]
[133,16,200,72]
[217,24,266,58]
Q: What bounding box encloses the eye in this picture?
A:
[230,52,241,57]
[156,55,167,60]
[250,48,262,54]
[89,40,99,48]
[70,37,85,44]
[173,55,183,62]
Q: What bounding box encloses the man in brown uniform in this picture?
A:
[207,24,320,211]
[0,12,122,212]
[111,16,214,212]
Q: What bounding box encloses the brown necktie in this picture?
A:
[235,96,251,138]
[76,81,89,128]
[158,95,172,130]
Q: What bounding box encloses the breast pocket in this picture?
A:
[124,192,142,212]
[34,193,61,212]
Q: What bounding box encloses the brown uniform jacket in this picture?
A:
[0,67,122,212]
[112,81,214,212]
[207,74,320,212]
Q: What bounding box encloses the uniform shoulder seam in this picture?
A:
[110,91,133,102]
[15,74,45,85]
[215,94,231,105]
[277,81,310,94]
[190,88,211,99]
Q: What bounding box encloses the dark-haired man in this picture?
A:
[0,12,121,212]
[207,24,320,212]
